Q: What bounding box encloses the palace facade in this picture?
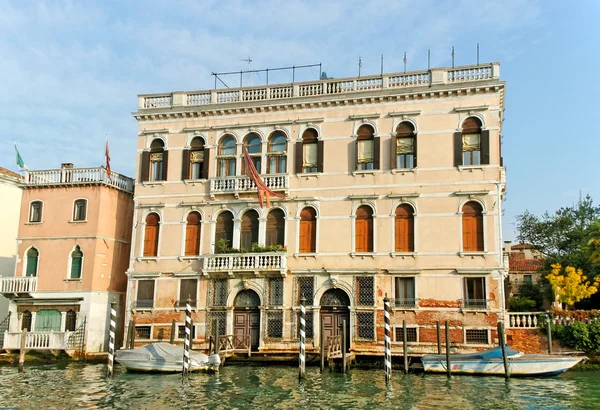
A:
[126,62,507,355]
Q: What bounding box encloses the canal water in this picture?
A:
[0,363,599,409]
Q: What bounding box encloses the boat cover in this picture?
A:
[117,342,210,363]
[423,345,522,361]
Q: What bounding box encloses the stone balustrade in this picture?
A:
[2,331,72,350]
[203,253,286,273]
[0,276,37,294]
[209,175,288,196]
[507,312,541,328]
[139,63,500,110]
[25,167,134,193]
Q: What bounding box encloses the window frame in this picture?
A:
[68,245,84,280]
[461,117,482,166]
[149,139,166,182]
[354,205,374,253]
[217,135,237,177]
[463,277,488,309]
[265,208,285,247]
[394,122,416,170]
[394,204,415,253]
[240,209,259,250]
[189,137,205,180]
[356,125,375,171]
[29,200,43,223]
[298,207,317,253]
[143,212,161,258]
[72,198,88,222]
[393,276,417,308]
[24,246,39,277]
[462,201,484,252]
[301,128,319,174]
[214,210,234,253]
[184,211,202,256]
[136,280,156,309]
[243,133,263,175]
[267,131,288,174]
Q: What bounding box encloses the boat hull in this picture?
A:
[115,342,221,373]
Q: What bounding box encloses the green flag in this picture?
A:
[14,142,25,169]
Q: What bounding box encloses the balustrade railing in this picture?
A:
[2,331,72,350]
[0,277,37,294]
[507,312,540,328]
[25,167,134,193]
[139,63,500,110]
[392,298,418,309]
[203,253,286,272]
[210,175,288,195]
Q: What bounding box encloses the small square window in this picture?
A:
[465,329,489,344]
[29,201,42,223]
[73,199,87,221]
[135,326,151,340]
[178,325,196,339]
[394,327,418,343]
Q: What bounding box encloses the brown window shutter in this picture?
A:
[407,217,414,252]
[266,209,285,246]
[201,148,210,179]
[390,137,397,169]
[140,151,150,182]
[162,150,169,181]
[317,140,324,173]
[355,219,365,252]
[373,136,381,170]
[476,214,484,251]
[144,225,158,256]
[295,141,303,174]
[462,216,473,251]
[454,132,463,167]
[367,218,374,252]
[181,149,190,180]
[480,130,490,165]
[185,212,201,256]
[413,134,418,167]
[354,139,359,170]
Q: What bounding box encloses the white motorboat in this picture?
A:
[116,342,221,373]
[422,346,586,377]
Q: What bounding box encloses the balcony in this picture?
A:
[0,277,37,295]
[209,175,289,198]
[393,298,418,309]
[202,253,287,274]
[24,167,134,193]
[137,63,500,112]
[462,299,491,309]
[2,331,72,350]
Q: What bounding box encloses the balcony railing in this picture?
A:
[507,312,541,329]
[203,253,287,272]
[392,298,418,309]
[138,63,499,111]
[209,175,289,196]
[462,299,491,309]
[2,331,72,350]
[25,167,134,193]
[0,277,37,294]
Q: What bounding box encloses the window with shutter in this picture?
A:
[462,202,483,252]
[299,207,316,253]
[144,213,160,257]
[267,131,287,174]
[136,280,155,308]
[461,117,482,166]
[266,208,285,246]
[217,135,237,177]
[70,245,83,279]
[301,128,319,173]
[240,210,259,250]
[179,279,198,307]
[215,211,234,252]
[149,139,166,181]
[242,133,262,174]
[185,212,201,256]
[189,137,205,179]
[394,122,415,169]
[26,247,39,277]
[355,205,373,252]
[73,199,87,221]
[395,204,415,252]
[356,125,375,171]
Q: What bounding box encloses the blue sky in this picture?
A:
[1,0,599,240]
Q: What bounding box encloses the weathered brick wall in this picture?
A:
[506,329,549,354]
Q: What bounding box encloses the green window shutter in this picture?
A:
[35,310,62,332]
[26,256,38,277]
[71,257,82,279]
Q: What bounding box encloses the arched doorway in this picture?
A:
[320,288,351,351]
[233,289,261,351]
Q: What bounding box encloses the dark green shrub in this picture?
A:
[509,296,536,312]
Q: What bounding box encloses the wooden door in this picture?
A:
[233,310,260,351]
[321,309,350,351]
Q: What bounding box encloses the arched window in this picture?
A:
[301,128,319,173]
[148,139,166,181]
[299,207,316,253]
[355,205,374,252]
[65,310,77,332]
[462,201,484,252]
[217,135,237,177]
[186,137,206,180]
[266,209,285,247]
[243,133,262,174]
[29,200,43,223]
[143,213,160,257]
[356,125,379,171]
[267,132,287,174]
[395,122,415,169]
[395,204,415,252]
[461,117,482,166]
[184,211,201,256]
[26,247,39,277]
[215,211,234,253]
[22,310,32,331]
[70,245,83,279]
[73,199,87,221]
[240,210,259,250]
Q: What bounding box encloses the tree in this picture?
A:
[546,263,600,308]
[320,72,332,80]
[588,221,600,263]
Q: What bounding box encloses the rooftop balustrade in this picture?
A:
[24,167,134,193]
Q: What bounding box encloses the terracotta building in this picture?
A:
[125,62,507,355]
[505,241,543,296]
[0,164,134,353]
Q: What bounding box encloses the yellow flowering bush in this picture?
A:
[546,263,600,307]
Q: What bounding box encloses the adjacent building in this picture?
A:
[0,164,134,353]
[505,241,543,295]
[126,62,507,355]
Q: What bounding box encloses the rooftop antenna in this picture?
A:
[358,56,362,77]
[451,46,455,69]
[242,57,253,86]
[477,43,480,66]
[403,52,407,73]
[427,49,431,70]
[381,54,384,76]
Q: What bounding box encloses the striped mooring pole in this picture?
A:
[383,294,392,382]
[107,296,117,377]
[182,297,192,376]
[299,295,306,379]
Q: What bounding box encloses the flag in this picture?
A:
[105,138,112,180]
[243,147,284,208]
[14,141,25,169]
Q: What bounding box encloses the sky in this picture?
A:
[1,0,599,241]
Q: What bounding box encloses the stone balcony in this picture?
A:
[0,276,37,296]
[202,253,287,275]
[24,167,134,193]
[137,63,500,112]
[209,174,289,198]
[2,331,72,350]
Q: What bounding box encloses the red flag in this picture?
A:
[243,147,284,208]
[105,138,112,180]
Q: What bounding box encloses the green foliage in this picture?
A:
[559,322,592,352]
[517,281,544,309]
[538,310,600,354]
[214,238,285,254]
[509,296,536,312]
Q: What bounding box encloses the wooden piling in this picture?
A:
[107,296,117,377]
[126,320,134,349]
[130,321,136,349]
[383,295,392,382]
[214,318,220,355]
[320,318,325,372]
[445,320,451,378]
[341,319,347,373]
[436,321,442,354]
[170,319,176,344]
[299,295,306,379]
[546,314,553,355]
[18,328,27,373]
[497,321,509,379]
[182,297,192,376]
[402,320,408,374]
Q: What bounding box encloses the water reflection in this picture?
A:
[0,363,598,409]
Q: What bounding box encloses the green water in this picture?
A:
[0,363,599,409]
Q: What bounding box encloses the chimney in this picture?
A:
[61,163,74,169]
[504,241,512,253]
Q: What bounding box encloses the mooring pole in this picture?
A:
[497,321,509,379]
[299,295,306,379]
[546,314,553,355]
[320,317,325,372]
[214,318,220,355]
[445,320,451,378]
[18,328,27,373]
[130,321,136,349]
[436,321,442,354]
[403,320,408,374]
[170,319,176,344]
[107,296,117,377]
[383,294,392,382]
[182,297,192,376]
[342,319,347,373]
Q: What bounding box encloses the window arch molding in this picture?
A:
[269,128,290,141]
[140,210,163,258]
[226,280,265,307]
[144,134,168,149]
[314,281,354,309]
[184,133,207,148]
[298,125,321,141]
[67,244,84,280]
[217,131,240,146]
[243,129,267,143]
[351,201,377,217]
[390,117,418,135]
[353,121,378,137]
[28,199,44,223]
[459,199,487,253]
[456,197,488,214]
[22,245,40,277]
[457,112,486,130]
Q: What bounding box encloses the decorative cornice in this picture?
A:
[387,193,420,199]
[454,105,489,113]
[348,113,381,121]
[454,190,490,197]
[388,110,422,118]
